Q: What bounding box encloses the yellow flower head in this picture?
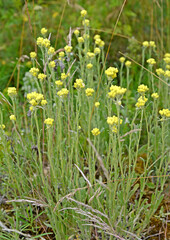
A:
[55,80,63,87]
[119,57,125,63]
[135,96,148,108]
[59,51,65,58]
[108,85,126,99]
[94,35,100,40]
[49,61,56,68]
[41,28,48,35]
[151,93,159,99]
[61,72,69,80]
[147,58,156,65]
[41,99,47,106]
[166,65,170,70]
[78,37,84,43]
[107,116,122,125]
[30,52,36,58]
[125,61,131,67]
[99,40,105,48]
[57,88,69,97]
[74,79,85,89]
[164,53,170,58]
[85,88,94,97]
[105,67,118,80]
[149,41,156,48]
[112,126,118,133]
[87,52,95,58]
[38,73,47,81]
[82,19,89,26]
[94,47,101,54]
[95,38,101,45]
[164,70,170,77]
[74,29,79,36]
[10,115,16,121]
[30,99,38,106]
[42,38,50,48]
[7,87,17,97]
[29,106,34,112]
[163,57,170,64]
[37,37,44,46]
[44,118,54,126]
[95,102,100,108]
[159,109,170,118]
[91,128,100,136]
[64,45,72,53]
[137,84,149,94]
[48,47,55,55]
[0,124,5,130]
[29,67,39,77]
[142,41,149,47]
[81,10,87,17]
[86,63,93,69]
[156,68,165,76]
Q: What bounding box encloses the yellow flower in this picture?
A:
[99,40,105,48]
[81,10,87,17]
[44,118,54,126]
[10,115,16,121]
[74,29,79,36]
[7,87,17,97]
[42,38,50,48]
[119,57,125,63]
[112,126,118,133]
[59,51,65,57]
[147,58,156,65]
[86,63,93,69]
[149,41,156,48]
[49,61,56,68]
[137,84,149,94]
[156,68,165,76]
[159,109,170,118]
[41,100,47,106]
[74,79,85,89]
[78,126,81,130]
[95,102,100,108]
[38,73,47,81]
[135,96,148,108]
[27,92,44,106]
[125,61,131,67]
[87,52,95,58]
[142,41,149,47]
[78,37,84,43]
[64,45,72,53]
[57,88,69,97]
[108,85,126,99]
[41,28,48,35]
[107,116,122,125]
[55,80,63,87]
[164,53,170,58]
[30,52,36,58]
[166,65,170,70]
[163,57,170,64]
[164,70,170,77]
[94,35,100,40]
[29,106,34,112]
[82,19,89,26]
[91,128,100,136]
[48,47,55,54]
[151,93,159,99]
[105,67,118,80]
[94,47,100,54]
[85,88,94,97]
[30,99,38,106]
[0,124,5,130]
[61,72,69,80]
[95,38,101,45]
[37,37,44,46]
[29,67,39,77]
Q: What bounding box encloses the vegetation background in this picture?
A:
[0,0,169,91]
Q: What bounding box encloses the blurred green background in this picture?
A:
[0,0,169,91]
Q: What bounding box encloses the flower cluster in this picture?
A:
[135,96,148,108]
[7,87,17,97]
[95,102,100,108]
[81,10,87,17]
[86,63,93,69]
[57,88,69,97]
[91,128,100,136]
[49,61,56,68]
[48,47,55,55]
[137,84,149,94]
[29,67,39,77]
[147,58,156,65]
[41,28,48,35]
[37,37,50,48]
[55,80,63,87]
[159,109,170,118]
[27,92,46,107]
[61,72,70,80]
[108,85,126,99]
[151,93,159,99]
[74,79,85,89]
[143,41,156,48]
[164,70,170,78]
[44,118,54,126]
[10,115,16,121]
[30,52,36,59]
[85,88,94,97]
[0,124,5,130]
[107,115,122,133]
[64,45,72,53]
[125,61,131,67]
[156,68,165,76]
[38,73,47,81]
[119,57,125,63]
[105,67,118,80]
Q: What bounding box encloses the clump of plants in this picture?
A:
[0,9,169,240]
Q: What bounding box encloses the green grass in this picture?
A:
[0,3,170,240]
